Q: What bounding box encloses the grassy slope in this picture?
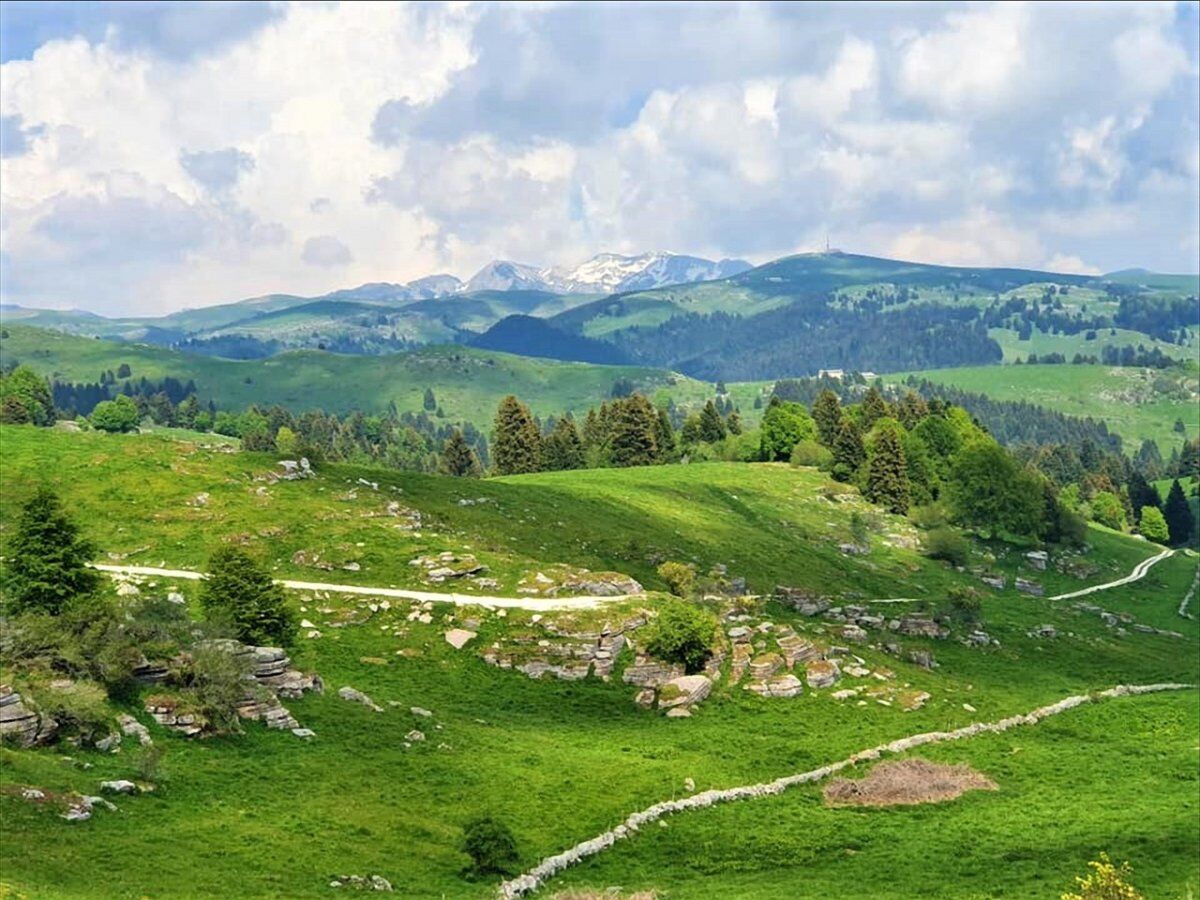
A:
[0,325,704,425]
[884,364,1200,453]
[0,428,1196,899]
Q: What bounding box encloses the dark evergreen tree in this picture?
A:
[1127,472,1161,523]
[3,486,100,614]
[608,395,659,467]
[831,417,866,481]
[698,399,727,443]
[439,429,482,477]
[895,391,929,430]
[866,426,909,514]
[1164,479,1194,546]
[541,417,585,471]
[655,407,676,460]
[1180,439,1200,479]
[811,389,842,447]
[1134,439,1164,479]
[491,395,542,475]
[859,386,891,430]
[423,387,437,411]
[725,409,743,435]
[200,547,297,646]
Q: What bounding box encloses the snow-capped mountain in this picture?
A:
[462,252,751,296]
[552,252,751,293]
[462,261,549,293]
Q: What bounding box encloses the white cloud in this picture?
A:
[0,1,1195,314]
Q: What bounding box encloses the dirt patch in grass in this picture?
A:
[823,758,997,808]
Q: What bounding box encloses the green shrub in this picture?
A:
[940,585,983,627]
[135,744,167,784]
[89,395,140,433]
[656,561,696,597]
[29,679,110,744]
[1138,506,1169,544]
[1089,491,1126,531]
[644,600,718,674]
[790,439,832,469]
[200,547,296,646]
[183,641,254,734]
[923,527,970,567]
[460,816,519,876]
[908,501,951,530]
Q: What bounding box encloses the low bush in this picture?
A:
[923,527,970,567]
[656,561,696,598]
[909,501,951,531]
[644,600,718,674]
[460,816,519,876]
[181,641,254,734]
[790,440,832,469]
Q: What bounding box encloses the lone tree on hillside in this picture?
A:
[200,547,296,646]
[423,387,437,411]
[947,440,1043,538]
[1164,479,1193,546]
[491,395,542,475]
[4,486,100,614]
[90,395,140,433]
[439,429,482,477]
[866,426,910,514]
[460,816,520,876]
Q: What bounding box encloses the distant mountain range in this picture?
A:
[2,251,1194,380]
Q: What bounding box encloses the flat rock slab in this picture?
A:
[658,674,712,710]
[444,629,477,650]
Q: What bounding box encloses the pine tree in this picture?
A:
[423,388,437,412]
[1127,472,1160,523]
[491,396,542,475]
[439,429,482,477]
[860,386,891,429]
[609,395,659,467]
[698,400,727,443]
[1180,439,1200,479]
[831,417,865,481]
[4,486,100,614]
[655,407,676,460]
[895,390,929,430]
[200,547,296,645]
[541,417,585,471]
[1164,479,1194,546]
[866,427,909,514]
[811,390,842,447]
[725,409,742,435]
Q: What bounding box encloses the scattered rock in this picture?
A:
[0,684,56,747]
[329,874,393,891]
[410,707,433,718]
[1025,550,1049,571]
[116,582,140,597]
[805,659,840,689]
[292,728,316,739]
[747,673,804,698]
[100,780,138,794]
[1015,578,1044,597]
[444,629,477,650]
[338,686,383,712]
[94,732,122,753]
[404,730,426,742]
[657,675,712,710]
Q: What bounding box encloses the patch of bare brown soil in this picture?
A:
[823,757,997,807]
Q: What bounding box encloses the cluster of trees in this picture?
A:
[1020,346,1179,369]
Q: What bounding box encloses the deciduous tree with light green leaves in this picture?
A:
[759,397,817,462]
[1138,506,1169,544]
[946,440,1043,538]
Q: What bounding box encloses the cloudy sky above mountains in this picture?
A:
[1,1,1197,315]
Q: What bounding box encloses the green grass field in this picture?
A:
[1,426,1197,899]
[886,364,1199,453]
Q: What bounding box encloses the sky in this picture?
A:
[0,1,1197,316]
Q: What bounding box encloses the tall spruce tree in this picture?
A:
[831,417,866,481]
[4,486,100,614]
[1164,479,1194,546]
[866,427,910,514]
[439,429,482,477]
[655,407,676,460]
[860,386,891,430]
[1127,472,1161,523]
[609,395,659,467]
[698,400,727,443]
[542,417,585,471]
[895,391,929,430]
[811,390,843,447]
[491,395,542,475]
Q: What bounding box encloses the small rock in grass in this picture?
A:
[100,780,137,794]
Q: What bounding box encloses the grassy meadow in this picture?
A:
[0,426,1197,898]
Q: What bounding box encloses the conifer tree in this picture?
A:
[1164,479,1194,546]
[725,409,742,435]
[895,390,930,430]
[1127,472,1160,523]
[439,429,482,477]
[866,427,909,514]
[609,395,659,467]
[491,395,542,475]
[541,417,585,471]
[4,486,100,614]
[698,400,727,443]
[860,386,891,430]
[423,387,437,411]
[811,389,842,447]
[655,407,676,460]
[831,417,866,481]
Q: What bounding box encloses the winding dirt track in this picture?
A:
[94,547,1176,611]
[497,682,1195,898]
